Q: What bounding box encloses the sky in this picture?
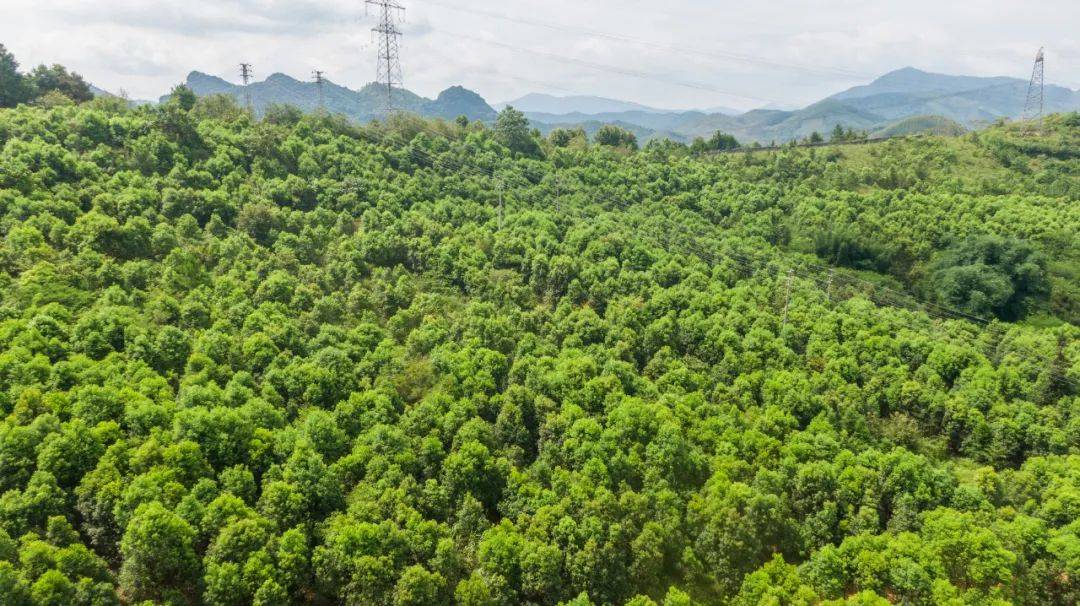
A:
[1,0,1077,111]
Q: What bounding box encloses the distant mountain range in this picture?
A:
[828,67,1079,124]
[89,85,153,107]
[521,67,1080,143]
[163,71,497,123]
[494,93,742,117]
[496,93,667,115]
[92,66,1079,144]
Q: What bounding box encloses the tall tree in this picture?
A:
[495,106,541,157]
[690,130,740,153]
[927,235,1049,320]
[26,63,93,103]
[594,124,639,150]
[119,503,202,604]
[0,44,33,107]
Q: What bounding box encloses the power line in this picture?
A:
[420,0,1079,93]
[366,0,405,113]
[415,0,872,81]
[423,25,1044,127]
[385,83,1080,389]
[426,26,777,105]
[412,7,1061,134]
[334,119,1076,392]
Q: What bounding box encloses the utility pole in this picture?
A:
[312,69,326,110]
[554,173,561,213]
[496,180,505,229]
[239,63,254,113]
[366,0,405,114]
[780,269,795,330]
[1022,47,1045,132]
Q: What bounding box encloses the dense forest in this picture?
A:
[0,65,1078,606]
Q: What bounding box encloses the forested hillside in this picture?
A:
[0,87,1078,606]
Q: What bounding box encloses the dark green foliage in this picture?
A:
[828,123,871,142]
[927,235,1050,320]
[0,45,34,108]
[0,84,1076,606]
[594,124,638,150]
[26,64,93,104]
[690,130,740,153]
[549,127,587,148]
[811,225,903,274]
[0,47,92,108]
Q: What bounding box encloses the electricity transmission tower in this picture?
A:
[366,0,405,113]
[313,69,327,109]
[1022,47,1045,132]
[239,63,254,112]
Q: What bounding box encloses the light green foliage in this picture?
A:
[0,77,1076,606]
[119,502,200,603]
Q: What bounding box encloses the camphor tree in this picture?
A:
[495,106,542,157]
[690,130,740,154]
[926,234,1050,320]
[0,63,1075,606]
[26,64,93,103]
[594,124,639,150]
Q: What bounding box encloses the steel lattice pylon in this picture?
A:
[367,0,405,114]
[313,69,326,109]
[1022,47,1045,131]
[239,63,254,112]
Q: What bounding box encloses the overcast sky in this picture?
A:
[2,0,1077,110]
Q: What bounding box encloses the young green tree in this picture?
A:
[168,83,198,112]
[495,106,541,157]
[0,84,1075,606]
[119,502,202,604]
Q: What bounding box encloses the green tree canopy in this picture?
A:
[26,64,93,103]
[594,124,638,150]
[0,44,34,107]
[927,234,1050,319]
[495,106,541,157]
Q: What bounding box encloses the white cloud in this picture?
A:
[1,0,1076,108]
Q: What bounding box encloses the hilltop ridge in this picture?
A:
[167,70,497,122]
[523,67,1080,143]
[139,65,1080,143]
